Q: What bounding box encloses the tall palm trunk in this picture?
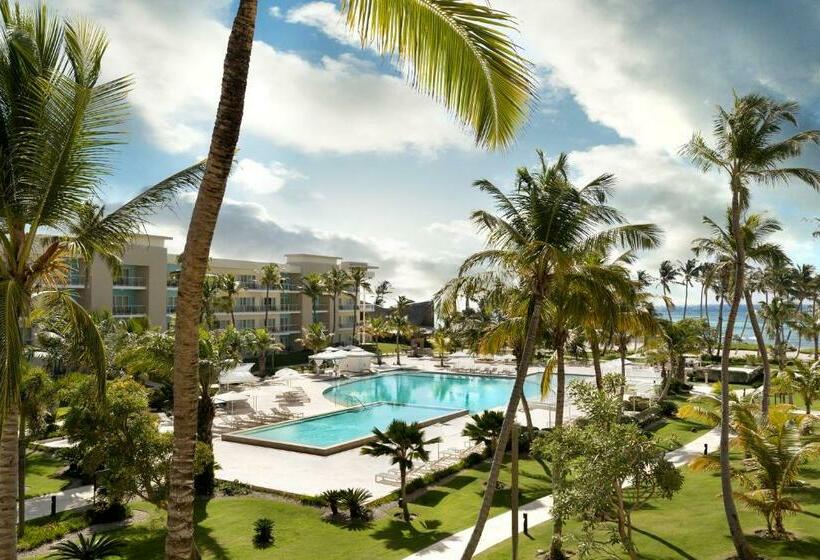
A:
[460,295,543,560]
[720,189,756,560]
[17,416,26,538]
[683,283,689,318]
[589,331,603,390]
[549,342,567,560]
[395,332,401,366]
[263,285,270,330]
[716,294,725,356]
[165,2,257,558]
[399,465,410,522]
[744,290,771,416]
[352,284,359,345]
[664,288,673,321]
[0,407,19,559]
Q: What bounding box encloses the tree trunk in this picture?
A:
[400,466,410,523]
[511,422,519,560]
[615,484,637,560]
[165,1,257,557]
[549,342,567,560]
[744,290,771,417]
[519,392,533,431]
[716,295,725,356]
[0,407,19,559]
[263,285,270,330]
[352,284,359,346]
[197,392,215,445]
[683,283,689,319]
[460,295,543,560]
[395,333,401,366]
[719,188,756,560]
[17,415,25,538]
[590,332,603,390]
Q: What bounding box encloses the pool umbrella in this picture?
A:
[276,367,302,386]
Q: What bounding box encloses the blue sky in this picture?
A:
[59,0,820,302]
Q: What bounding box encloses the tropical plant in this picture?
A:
[217,273,241,327]
[681,93,820,560]
[791,360,820,414]
[49,533,123,559]
[678,258,701,318]
[0,4,204,553]
[297,323,333,373]
[259,263,282,330]
[656,260,679,321]
[319,489,344,517]
[165,0,536,554]
[440,151,660,559]
[430,330,452,367]
[247,328,283,376]
[364,317,390,365]
[374,280,392,307]
[301,273,326,324]
[690,405,819,538]
[388,313,411,366]
[760,298,796,369]
[462,410,504,453]
[340,487,373,521]
[348,266,371,344]
[361,420,441,522]
[323,268,351,342]
[252,517,275,549]
[652,318,710,399]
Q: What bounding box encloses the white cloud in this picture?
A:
[268,6,282,19]
[63,0,472,155]
[228,158,303,195]
[285,2,359,47]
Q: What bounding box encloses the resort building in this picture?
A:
[61,235,376,348]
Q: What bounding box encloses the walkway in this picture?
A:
[402,427,721,560]
[23,485,94,522]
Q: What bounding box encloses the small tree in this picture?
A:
[462,410,504,454]
[320,489,344,517]
[791,360,820,414]
[388,313,410,366]
[297,323,333,372]
[340,488,373,521]
[361,420,441,522]
[534,375,683,560]
[431,330,452,367]
[252,518,275,549]
[365,317,390,365]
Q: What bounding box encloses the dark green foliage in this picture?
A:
[658,399,679,417]
[49,533,123,559]
[252,517,275,549]
[341,488,373,521]
[217,479,252,496]
[85,500,128,525]
[462,409,504,452]
[319,489,344,517]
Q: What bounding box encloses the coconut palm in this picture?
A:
[364,317,390,365]
[462,410,504,453]
[248,328,283,377]
[297,322,333,357]
[681,92,820,559]
[200,274,221,329]
[760,298,796,370]
[791,360,820,414]
[301,273,326,324]
[374,280,392,307]
[388,313,411,366]
[431,330,452,367]
[348,266,371,344]
[259,263,281,331]
[361,420,441,522]
[217,274,241,327]
[693,210,787,414]
[323,268,352,343]
[657,260,680,321]
[165,0,537,553]
[442,151,660,559]
[678,258,701,318]
[0,5,205,554]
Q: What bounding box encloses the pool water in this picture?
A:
[324,370,582,414]
[234,402,461,450]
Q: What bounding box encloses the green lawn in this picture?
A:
[24,451,70,498]
[375,342,411,356]
[70,457,551,559]
[478,443,820,560]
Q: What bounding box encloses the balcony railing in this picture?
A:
[338,303,356,311]
[114,276,146,287]
[278,303,300,312]
[234,305,266,313]
[113,304,145,315]
[166,305,176,314]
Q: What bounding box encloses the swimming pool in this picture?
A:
[323,370,578,413]
[222,402,466,455]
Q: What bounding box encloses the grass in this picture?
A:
[18,510,89,552]
[62,457,550,559]
[375,342,411,357]
[24,450,70,498]
[477,440,820,560]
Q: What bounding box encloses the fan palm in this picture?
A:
[657,260,679,320]
[462,410,504,453]
[348,266,371,344]
[301,273,325,324]
[361,420,441,522]
[323,268,351,343]
[49,533,123,559]
[681,93,820,559]
[364,317,390,365]
[693,210,786,414]
[443,151,660,559]
[259,263,281,331]
[165,0,537,554]
[0,4,204,554]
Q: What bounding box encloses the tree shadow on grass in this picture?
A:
[193,499,230,560]
[748,532,820,559]
[368,518,451,552]
[631,526,698,560]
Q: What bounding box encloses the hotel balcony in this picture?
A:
[113,304,146,316]
[114,276,146,288]
[233,304,267,313]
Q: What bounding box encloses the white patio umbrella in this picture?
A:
[275,367,302,386]
[219,365,258,386]
[213,391,249,414]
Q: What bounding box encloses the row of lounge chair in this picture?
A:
[275,388,310,405]
[447,365,516,376]
[374,443,484,486]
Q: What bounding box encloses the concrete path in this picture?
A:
[23,485,94,522]
[402,428,721,560]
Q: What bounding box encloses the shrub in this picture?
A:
[657,399,678,417]
[218,479,251,496]
[85,500,129,524]
[319,489,344,516]
[668,379,693,395]
[341,488,372,521]
[252,517,275,549]
[624,396,652,412]
[50,533,123,559]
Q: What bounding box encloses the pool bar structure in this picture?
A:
[222,401,467,456]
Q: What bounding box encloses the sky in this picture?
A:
[55,0,820,304]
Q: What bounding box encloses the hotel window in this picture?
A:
[237,319,255,329]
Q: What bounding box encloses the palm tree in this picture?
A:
[297,323,333,371]
[361,420,441,522]
[791,360,820,414]
[348,266,371,344]
[681,92,820,559]
[164,0,535,554]
[323,268,352,343]
[249,328,283,376]
[431,330,452,367]
[301,273,326,324]
[200,274,221,329]
[0,6,204,554]
[444,151,660,559]
[388,313,411,366]
[657,260,680,320]
[693,210,786,415]
[217,273,242,327]
[462,410,504,453]
[374,280,392,307]
[678,259,701,318]
[365,317,390,365]
[259,263,281,331]
[50,533,123,560]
